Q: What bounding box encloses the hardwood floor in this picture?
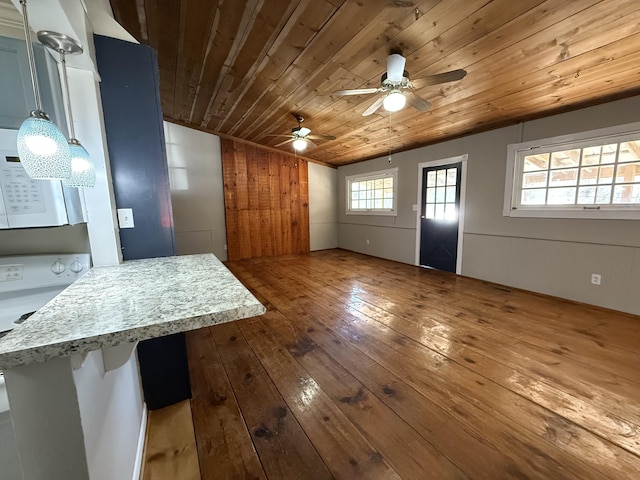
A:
[180,249,640,479]
[142,400,200,480]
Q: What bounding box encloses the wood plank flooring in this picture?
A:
[178,249,640,479]
[142,400,200,480]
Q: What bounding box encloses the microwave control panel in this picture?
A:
[0,160,46,215]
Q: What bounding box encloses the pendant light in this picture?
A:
[16,0,71,180]
[38,31,95,188]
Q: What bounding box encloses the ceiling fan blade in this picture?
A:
[275,138,295,147]
[298,127,311,136]
[308,134,336,141]
[362,96,384,116]
[412,69,467,88]
[387,53,406,82]
[265,134,293,138]
[406,91,431,112]
[306,139,318,148]
[332,87,381,97]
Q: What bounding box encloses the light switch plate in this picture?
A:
[117,208,135,229]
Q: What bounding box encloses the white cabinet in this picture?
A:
[0,36,66,132]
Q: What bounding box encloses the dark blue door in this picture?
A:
[419,162,462,273]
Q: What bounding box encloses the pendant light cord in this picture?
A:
[58,51,75,139]
[20,0,42,111]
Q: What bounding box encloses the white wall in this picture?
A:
[164,121,228,261]
[73,351,144,480]
[337,95,640,315]
[309,162,338,251]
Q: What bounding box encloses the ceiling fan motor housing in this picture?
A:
[381,71,411,89]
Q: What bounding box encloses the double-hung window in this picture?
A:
[504,122,640,219]
[346,167,397,215]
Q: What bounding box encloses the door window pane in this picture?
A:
[434,203,445,220]
[445,203,457,221]
[436,170,446,186]
[435,187,445,203]
[426,187,435,203]
[425,203,435,219]
[427,171,436,187]
[445,186,456,203]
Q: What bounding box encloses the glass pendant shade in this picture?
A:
[292,138,307,151]
[383,91,406,112]
[17,111,72,179]
[63,139,95,187]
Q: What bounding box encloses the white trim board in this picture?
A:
[132,403,148,480]
[414,154,468,274]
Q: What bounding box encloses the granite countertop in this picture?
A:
[0,254,265,369]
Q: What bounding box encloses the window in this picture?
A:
[346,167,397,215]
[504,122,640,219]
[424,166,459,221]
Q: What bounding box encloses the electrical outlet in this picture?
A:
[591,273,601,286]
[117,208,135,229]
[366,239,370,245]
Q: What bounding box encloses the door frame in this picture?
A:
[414,154,468,274]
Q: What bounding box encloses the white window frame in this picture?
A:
[504,121,640,219]
[346,167,398,216]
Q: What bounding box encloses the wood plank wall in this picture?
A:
[221,138,310,260]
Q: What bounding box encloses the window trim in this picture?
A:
[504,121,640,220]
[345,167,398,216]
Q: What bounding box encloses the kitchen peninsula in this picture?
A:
[0,253,265,480]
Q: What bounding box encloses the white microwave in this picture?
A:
[0,129,84,229]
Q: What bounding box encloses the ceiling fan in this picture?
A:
[333,51,467,116]
[270,114,336,151]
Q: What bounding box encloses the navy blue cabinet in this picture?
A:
[95,35,189,410]
[94,35,175,260]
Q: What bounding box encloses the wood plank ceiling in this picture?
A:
[109,0,640,167]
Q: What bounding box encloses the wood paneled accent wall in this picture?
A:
[221,138,310,261]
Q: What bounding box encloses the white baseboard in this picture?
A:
[132,403,148,480]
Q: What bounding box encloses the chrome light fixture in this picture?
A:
[292,138,308,151]
[16,0,71,180]
[38,30,95,187]
[383,90,406,112]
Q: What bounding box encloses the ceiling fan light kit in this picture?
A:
[292,138,307,151]
[383,91,406,112]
